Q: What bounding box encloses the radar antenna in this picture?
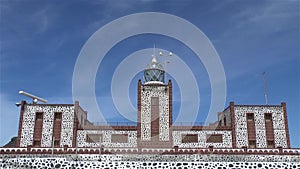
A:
[19,90,47,104]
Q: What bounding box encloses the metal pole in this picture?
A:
[262,72,268,105]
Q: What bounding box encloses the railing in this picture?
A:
[1,148,300,162]
[172,122,208,126]
[92,122,137,126]
[91,122,218,126]
[90,122,212,126]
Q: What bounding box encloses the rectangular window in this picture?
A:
[206,134,223,143]
[54,140,60,147]
[86,134,102,143]
[249,140,256,148]
[247,113,254,121]
[54,112,62,120]
[265,113,272,121]
[35,112,43,120]
[267,140,274,148]
[182,134,198,143]
[111,134,128,143]
[33,140,41,147]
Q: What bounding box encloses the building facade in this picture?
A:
[14,56,290,153]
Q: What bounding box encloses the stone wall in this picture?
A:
[77,130,137,148]
[1,154,299,169]
[19,105,74,148]
[172,130,232,148]
[234,106,287,148]
[141,85,170,141]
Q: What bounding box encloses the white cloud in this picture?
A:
[231,0,299,35]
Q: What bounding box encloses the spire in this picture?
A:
[144,45,165,84]
[152,56,157,63]
[152,44,156,58]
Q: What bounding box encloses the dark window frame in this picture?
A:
[111,134,128,143]
[247,113,254,121]
[267,140,275,148]
[265,113,272,121]
[54,112,62,120]
[35,112,43,121]
[206,134,223,143]
[33,140,41,147]
[248,140,256,148]
[182,134,198,143]
[86,134,102,143]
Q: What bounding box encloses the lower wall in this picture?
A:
[1,154,300,169]
[173,130,232,148]
[1,157,299,169]
[77,130,137,148]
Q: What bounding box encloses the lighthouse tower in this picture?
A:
[137,54,173,150]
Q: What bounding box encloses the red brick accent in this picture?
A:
[168,80,173,126]
[150,97,160,141]
[229,102,237,148]
[172,126,232,130]
[52,112,62,147]
[137,80,142,150]
[79,125,137,130]
[264,113,274,146]
[168,80,173,146]
[33,112,44,147]
[282,102,291,148]
[246,113,256,141]
[16,101,26,147]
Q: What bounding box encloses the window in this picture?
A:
[54,140,60,147]
[267,140,274,148]
[86,134,102,143]
[35,112,43,120]
[54,112,62,120]
[224,117,227,126]
[265,113,272,121]
[33,140,41,147]
[206,134,223,143]
[247,113,254,121]
[111,134,128,143]
[182,134,198,143]
[249,140,256,148]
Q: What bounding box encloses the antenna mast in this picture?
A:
[262,72,268,105]
[152,44,156,58]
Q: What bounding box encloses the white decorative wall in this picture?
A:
[20,105,74,147]
[77,130,137,148]
[234,106,287,148]
[172,130,232,148]
[141,85,170,141]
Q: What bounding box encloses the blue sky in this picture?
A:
[0,0,299,147]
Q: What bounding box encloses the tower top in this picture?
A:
[145,56,164,70]
[144,50,165,84]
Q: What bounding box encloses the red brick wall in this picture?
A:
[33,112,44,147]
[52,112,62,146]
